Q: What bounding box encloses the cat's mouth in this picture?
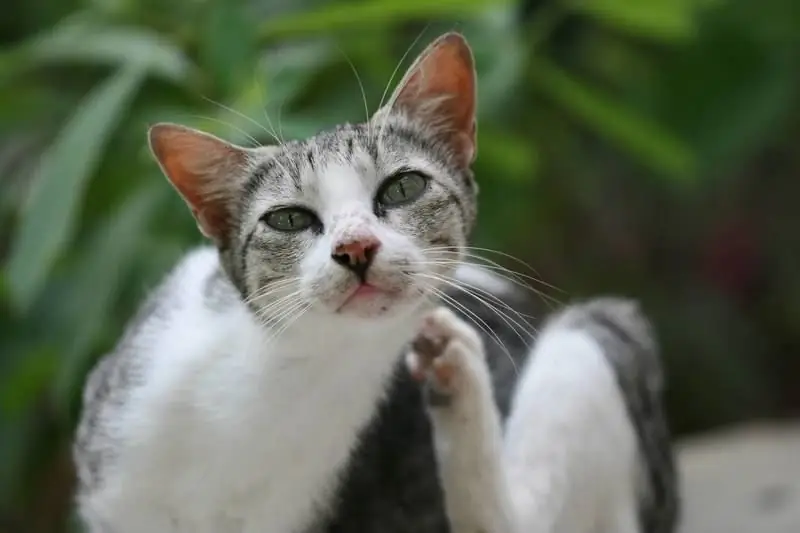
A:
[335,282,401,315]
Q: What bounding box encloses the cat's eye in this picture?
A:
[377,172,428,207]
[262,207,319,232]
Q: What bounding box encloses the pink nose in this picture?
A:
[331,235,382,279]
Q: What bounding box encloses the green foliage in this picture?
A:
[1,0,800,530]
[7,63,147,309]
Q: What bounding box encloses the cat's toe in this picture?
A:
[406,307,484,398]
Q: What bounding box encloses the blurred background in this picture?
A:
[1,0,799,531]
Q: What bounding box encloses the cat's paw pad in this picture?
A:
[405,307,483,403]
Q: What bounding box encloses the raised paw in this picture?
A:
[405,307,485,406]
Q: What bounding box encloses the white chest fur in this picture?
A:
[88,264,419,533]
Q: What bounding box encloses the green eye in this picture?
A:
[378,172,428,207]
[263,207,318,232]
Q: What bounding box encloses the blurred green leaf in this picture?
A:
[478,128,539,182]
[530,58,695,181]
[53,182,165,415]
[462,7,526,116]
[259,0,512,39]
[0,348,57,417]
[261,42,335,114]
[199,0,257,98]
[571,0,701,42]
[5,62,146,310]
[651,14,796,176]
[1,18,194,82]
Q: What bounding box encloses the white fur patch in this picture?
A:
[503,325,640,533]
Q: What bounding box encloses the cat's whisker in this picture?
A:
[276,101,287,146]
[270,303,312,344]
[426,245,566,296]
[185,114,261,148]
[248,67,299,192]
[414,253,563,308]
[249,72,304,182]
[199,95,275,146]
[242,278,302,306]
[259,300,303,331]
[408,263,538,320]
[337,43,372,142]
[409,258,561,310]
[251,290,305,322]
[418,272,537,344]
[412,276,519,377]
[423,254,546,294]
[374,24,431,145]
[258,298,309,337]
[254,290,306,322]
[419,272,532,341]
[417,272,534,355]
[198,94,295,183]
[459,248,564,297]
[253,66,291,149]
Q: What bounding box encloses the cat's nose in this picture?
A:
[331,235,382,280]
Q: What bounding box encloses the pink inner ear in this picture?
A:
[392,33,477,164]
[149,124,246,241]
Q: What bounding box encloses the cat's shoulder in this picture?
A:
[128,245,223,325]
[80,246,226,407]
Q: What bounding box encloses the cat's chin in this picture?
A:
[332,284,414,319]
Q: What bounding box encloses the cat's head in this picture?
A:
[149,33,478,321]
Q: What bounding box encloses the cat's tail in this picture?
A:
[545,297,680,533]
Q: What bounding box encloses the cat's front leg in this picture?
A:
[406,307,517,533]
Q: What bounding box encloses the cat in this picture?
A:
[73,32,678,533]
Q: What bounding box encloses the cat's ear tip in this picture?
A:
[148,122,189,144]
[433,32,473,56]
[147,122,182,154]
[438,32,469,45]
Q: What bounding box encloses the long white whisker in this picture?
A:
[416,253,563,308]
[414,277,518,377]
[427,245,566,295]
[185,115,260,148]
[200,95,274,145]
[419,272,533,350]
[259,298,308,334]
[410,264,538,320]
[270,303,311,342]
[276,100,287,146]
[421,272,536,336]
[376,26,428,114]
[375,25,430,145]
[337,43,371,142]
[255,290,305,321]
[242,278,301,306]
[253,65,289,148]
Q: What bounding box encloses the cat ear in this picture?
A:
[382,32,477,166]
[148,123,250,243]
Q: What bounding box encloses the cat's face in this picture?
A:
[149,33,478,322]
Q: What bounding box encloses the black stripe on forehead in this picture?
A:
[245,151,303,196]
[313,124,367,159]
[375,124,448,167]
